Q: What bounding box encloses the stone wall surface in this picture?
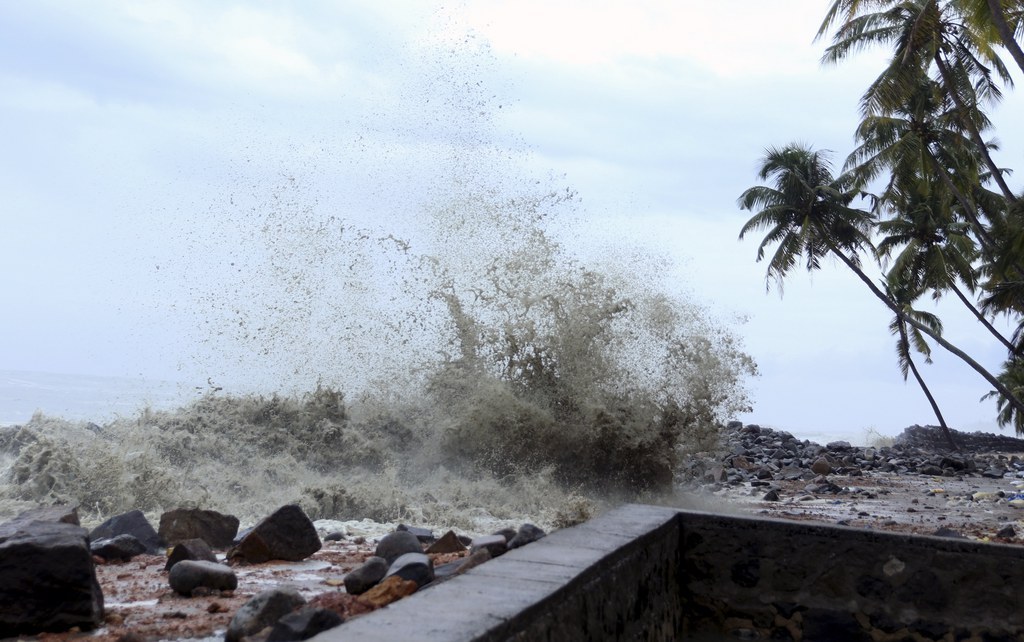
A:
[312,505,1024,641]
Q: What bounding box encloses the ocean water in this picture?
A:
[0,370,197,427]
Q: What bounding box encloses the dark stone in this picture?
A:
[267,607,344,642]
[802,608,871,641]
[323,531,345,542]
[226,587,306,642]
[763,489,780,502]
[425,530,467,554]
[386,552,434,588]
[90,534,146,561]
[344,556,389,595]
[0,519,104,635]
[167,560,238,596]
[158,508,239,549]
[374,531,422,565]
[89,509,162,554]
[396,524,435,544]
[164,538,218,571]
[918,464,944,476]
[932,527,966,539]
[14,505,80,526]
[470,534,508,558]
[493,528,517,543]
[996,524,1016,539]
[455,548,491,574]
[508,523,546,549]
[228,505,321,563]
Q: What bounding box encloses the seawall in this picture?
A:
[314,504,1024,640]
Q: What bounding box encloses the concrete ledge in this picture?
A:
[313,505,1024,641]
[315,504,680,641]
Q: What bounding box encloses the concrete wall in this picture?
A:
[315,505,1024,641]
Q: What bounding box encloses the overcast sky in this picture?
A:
[2,1,1022,441]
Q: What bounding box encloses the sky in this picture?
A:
[1,1,1023,442]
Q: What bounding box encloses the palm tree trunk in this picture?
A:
[948,281,1020,354]
[987,0,1024,75]
[898,321,959,450]
[934,54,1018,204]
[824,238,1024,419]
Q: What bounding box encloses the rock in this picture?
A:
[356,575,418,608]
[165,538,218,571]
[982,466,1007,479]
[826,440,852,450]
[168,560,238,596]
[267,608,344,641]
[456,548,492,575]
[226,587,306,642]
[374,530,422,564]
[763,489,780,502]
[323,532,345,542]
[470,534,508,558]
[508,523,546,549]
[997,524,1016,539]
[90,534,147,561]
[14,505,80,526]
[89,510,162,554]
[493,527,517,543]
[810,458,832,475]
[932,527,966,539]
[396,524,435,544]
[228,505,321,564]
[425,530,466,554]
[386,552,434,588]
[0,519,104,635]
[159,508,239,549]
[344,556,389,595]
[918,464,944,476]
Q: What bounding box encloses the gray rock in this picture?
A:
[386,552,434,588]
[90,534,147,561]
[14,505,80,526]
[810,457,831,475]
[89,509,162,554]
[323,531,345,542]
[0,519,104,635]
[226,586,306,642]
[374,530,422,564]
[344,556,388,595]
[228,505,321,564]
[997,524,1016,539]
[267,607,344,641]
[508,523,546,549]
[397,524,435,544]
[168,560,238,596]
[159,508,239,549]
[763,489,780,502]
[493,528,517,543]
[165,538,218,571]
[470,534,508,558]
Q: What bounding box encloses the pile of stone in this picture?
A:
[700,422,1024,494]
[0,500,548,640]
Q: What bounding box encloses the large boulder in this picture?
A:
[14,505,80,526]
[164,538,218,571]
[0,518,104,635]
[228,505,321,563]
[266,608,344,642]
[159,508,239,549]
[89,509,162,554]
[374,530,421,564]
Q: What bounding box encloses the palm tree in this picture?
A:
[818,0,1018,204]
[738,143,1024,420]
[887,281,959,449]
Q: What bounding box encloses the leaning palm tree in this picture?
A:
[738,143,1024,422]
[887,281,960,450]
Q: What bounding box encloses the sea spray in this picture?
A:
[1,19,757,530]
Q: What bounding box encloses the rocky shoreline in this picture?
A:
[4,423,1024,641]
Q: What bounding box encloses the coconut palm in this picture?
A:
[887,281,959,449]
[739,143,1024,421]
[818,0,1018,203]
